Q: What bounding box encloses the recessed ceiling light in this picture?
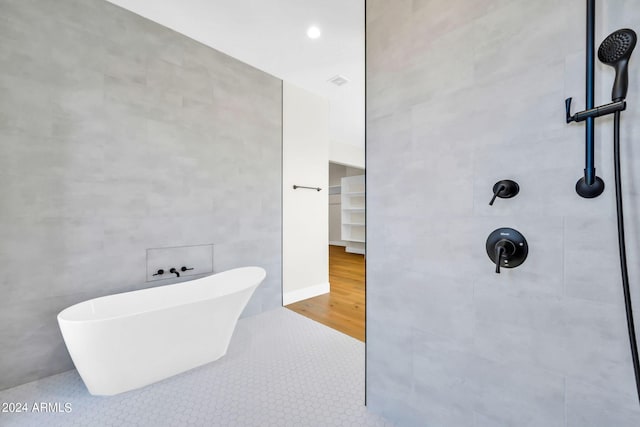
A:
[307,26,321,39]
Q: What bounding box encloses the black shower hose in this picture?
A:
[613,110,640,404]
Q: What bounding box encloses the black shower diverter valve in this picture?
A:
[485,228,528,274]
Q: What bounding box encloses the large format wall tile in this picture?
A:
[367,0,640,425]
[0,0,282,390]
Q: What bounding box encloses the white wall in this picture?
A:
[283,83,330,305]
[330,141,365,169]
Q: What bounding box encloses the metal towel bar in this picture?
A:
[293,185,322,192]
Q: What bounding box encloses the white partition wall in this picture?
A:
[282,83,330,305]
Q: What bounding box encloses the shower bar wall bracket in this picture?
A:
[565,97,626,123]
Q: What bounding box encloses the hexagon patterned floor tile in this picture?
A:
[0,308,393,427]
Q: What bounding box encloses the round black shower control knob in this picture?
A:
[180,266,194,272]
[485,228,528,274]
[153,269,165,276]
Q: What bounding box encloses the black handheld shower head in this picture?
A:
[598,29,637,101]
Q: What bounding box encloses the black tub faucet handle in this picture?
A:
[489,184,506,206]
[180,266,194,272]
[489,180,519,206]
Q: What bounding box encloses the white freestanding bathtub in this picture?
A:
[57,266,266,396]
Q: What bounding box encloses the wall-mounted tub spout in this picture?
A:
[169,268,180,278]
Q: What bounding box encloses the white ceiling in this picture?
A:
[106,0,365,149]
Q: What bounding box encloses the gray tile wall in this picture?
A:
[366,0,640,425]
[0,0,282,390]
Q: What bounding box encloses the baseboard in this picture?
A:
[283,282,330,305]
[329,241,347,247]
[346,247,366,255]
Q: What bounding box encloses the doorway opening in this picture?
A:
[286,162,366,341]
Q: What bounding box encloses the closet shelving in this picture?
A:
[340,175,365,254]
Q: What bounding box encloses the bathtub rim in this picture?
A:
[57,266,266,324]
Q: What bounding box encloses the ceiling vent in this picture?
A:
[328,74,350,86]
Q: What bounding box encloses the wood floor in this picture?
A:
[286,245,365,341]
